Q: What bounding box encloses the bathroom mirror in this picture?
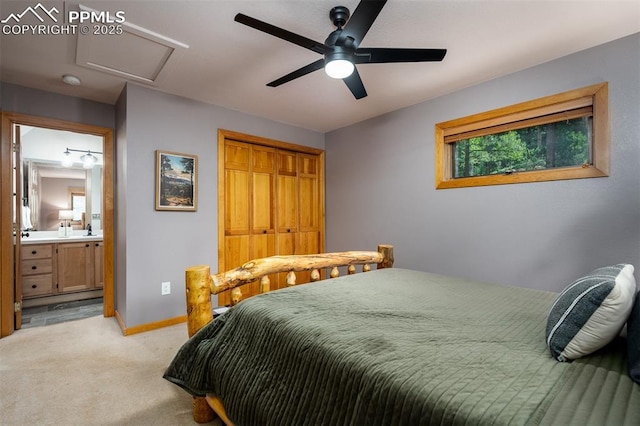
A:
[20,126,103,233]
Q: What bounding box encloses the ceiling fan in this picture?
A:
[235,0,447,99]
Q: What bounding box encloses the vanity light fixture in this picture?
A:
[61,148,103,168]
[62,148,74,167]
[81,151,98,169]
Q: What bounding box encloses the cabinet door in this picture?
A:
[57,243,92,293]
[94,242,104,289]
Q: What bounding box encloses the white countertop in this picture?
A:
[20,231,103,245]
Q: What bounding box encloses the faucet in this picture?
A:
[86,223,92,236]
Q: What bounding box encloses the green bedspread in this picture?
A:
[164,268,639,425]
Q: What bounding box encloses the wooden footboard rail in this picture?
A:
[184,244,393,423]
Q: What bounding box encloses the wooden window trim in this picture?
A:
[435,83,609,189]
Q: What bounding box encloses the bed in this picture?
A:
[164,244,640,425]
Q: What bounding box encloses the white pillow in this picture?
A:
[546,264,636,361]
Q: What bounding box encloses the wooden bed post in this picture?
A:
[377,244,394,269]
[186,265,214,337]
[185,265,216,423]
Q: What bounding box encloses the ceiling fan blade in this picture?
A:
[267,59,326,87]
[235,13,330,55]
[340,0,387,45]
[343,67,367,99]
[354,48,447,63]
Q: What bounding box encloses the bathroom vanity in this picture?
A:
[21,233,103,307]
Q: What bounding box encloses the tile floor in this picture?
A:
[21,298,103,328]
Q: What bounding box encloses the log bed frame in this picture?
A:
[184,244,394,424]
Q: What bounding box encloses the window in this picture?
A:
[435,83,609,189]
[69,187,86,224]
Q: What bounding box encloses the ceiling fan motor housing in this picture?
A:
[330,6,350,28]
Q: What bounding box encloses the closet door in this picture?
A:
[274,151,321,287]
[221,142,277,304]
[218,129,325,305]
[276,150,298,288]
[250,145,276,290]
[276,150,298,252]
[295,153,321,284]
[298,153,320,256]
[223,141,251,304]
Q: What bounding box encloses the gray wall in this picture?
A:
[2,81,323,329]
[325,33,640,292]
[0,83,114,129]
[115,87,128,323]
[118,83,324,327]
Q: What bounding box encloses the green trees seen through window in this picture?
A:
[435,83,608,189]
[453,117,592,178]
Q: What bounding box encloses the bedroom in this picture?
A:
[0,0,639,424]
[0,0,638,331]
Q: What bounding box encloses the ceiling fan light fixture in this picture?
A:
[236,1,446,98]
[325,58,354,79]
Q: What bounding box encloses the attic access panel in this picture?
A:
[75,5,188,85]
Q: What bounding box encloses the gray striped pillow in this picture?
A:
[546,264,636,362]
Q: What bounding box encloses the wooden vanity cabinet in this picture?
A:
[21,244,56,298]
[20,240,104,300]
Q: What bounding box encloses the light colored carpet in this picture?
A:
[0,315,221,425]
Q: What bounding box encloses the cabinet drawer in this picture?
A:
[22,274,54,297]
[22,259,53,276]
[21,245,53,260]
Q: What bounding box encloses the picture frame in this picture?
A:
[155,150,198,211]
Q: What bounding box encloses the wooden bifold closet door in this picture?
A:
[218,130,324,306]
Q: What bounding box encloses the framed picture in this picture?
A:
[155,150,198,211]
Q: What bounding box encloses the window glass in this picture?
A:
[72,194,85,222]
[453,116,592,178]
[435,83,608,189]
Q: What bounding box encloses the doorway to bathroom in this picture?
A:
[0,112,115,337]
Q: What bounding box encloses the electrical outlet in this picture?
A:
[161,281,171,295]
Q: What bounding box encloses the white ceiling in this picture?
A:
[1,1,639,133]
